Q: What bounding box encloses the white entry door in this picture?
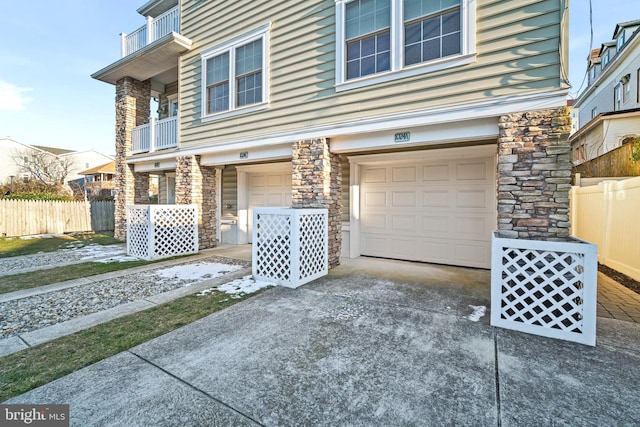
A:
[359,154,496,268]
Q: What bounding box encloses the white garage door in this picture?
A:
[247,171,292,242]
[360,155,496,268]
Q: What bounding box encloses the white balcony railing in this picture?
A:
[121,6,180,57]
[132,116,178,154]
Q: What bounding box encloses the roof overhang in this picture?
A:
[91,32,192,85]
[569,109,640,144]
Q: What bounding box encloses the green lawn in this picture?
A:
[0,232,121,258]
[0,288,266,402]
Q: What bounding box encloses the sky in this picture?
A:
[0,0,635,156]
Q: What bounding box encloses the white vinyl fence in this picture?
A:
[570,176,640,281]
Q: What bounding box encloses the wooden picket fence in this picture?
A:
[0,199,115,237]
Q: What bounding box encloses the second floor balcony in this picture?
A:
[92,3,191,86]
[121,5,180,57]
[132,116,178,154]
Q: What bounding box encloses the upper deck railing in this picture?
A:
[120,5,180,57]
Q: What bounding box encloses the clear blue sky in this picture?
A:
[0,1,635,156]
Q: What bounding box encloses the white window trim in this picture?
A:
[200,23,271,122]
[335,0,477,92]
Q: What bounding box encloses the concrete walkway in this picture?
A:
[597,272,640,322]
[5,257,640,426]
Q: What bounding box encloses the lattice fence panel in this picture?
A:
[253,208,328,288]
[127,206,151,259]
[491,232,598,346]
[127,205,198,260]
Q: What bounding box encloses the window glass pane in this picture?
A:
[345,30,391,80]
[208,82,229,114]
[347,40,361,61]
[423,16,440,39]
[346,0,390,40]
[206,53,229,85]
[442,33,460,56]
[423,38,440,61]
[405,43,421,65]
[442,10,460,34]
[236,40,262,77]
[405,22,421,44]
[237,71,262,107]
[404,0,461,21]
[403,2,461,66]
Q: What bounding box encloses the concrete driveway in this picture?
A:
[6,257,640,426]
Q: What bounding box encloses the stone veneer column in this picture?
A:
[175,155,217,249]
[292,138,342,268]
[497,107,572,239]
[114,77,151,241]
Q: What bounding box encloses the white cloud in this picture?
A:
[0,79,32,110]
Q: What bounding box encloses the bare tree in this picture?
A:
[11,148,75,186]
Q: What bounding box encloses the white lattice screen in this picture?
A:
[126,205,198,260]
[252,208,328,288]
[491,232,598,346]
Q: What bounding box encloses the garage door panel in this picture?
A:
[423,164,450,181]
[361,154,496,268]
[392,191,417,207]
[422,215,451,234]
[455,242,490,267]
[455,188,491,209]
[391,215,416,232]
[392,166,418,182]
[456,161,488,181]
[364,191,386,207]
[363,214,386,231]
[421,239,453,262]
[422,190,450,208]
[364,168,387,183]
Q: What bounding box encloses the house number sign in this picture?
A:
[394,132,410,143]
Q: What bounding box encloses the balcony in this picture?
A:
[132,117,178,154]
[121,6,180,57]
[91,4,191,86]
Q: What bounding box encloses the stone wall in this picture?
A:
[114,77,150,240]
[292,138,342,267]
[176,155,217,249]
[497,107,572,240]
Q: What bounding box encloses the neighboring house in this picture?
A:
[92,0,572,269]
[0,137,113,188]
[571,19,640,165]
[79,161,116,199]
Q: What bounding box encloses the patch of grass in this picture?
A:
[0,288,266,402]
[0,232,121,258]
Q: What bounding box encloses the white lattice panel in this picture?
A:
[253,208,328,288]
[127,205,198,260]
[491,232,598,346]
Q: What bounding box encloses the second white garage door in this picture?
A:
[359,153,496,268]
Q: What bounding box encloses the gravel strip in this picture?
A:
[0,256,250,338]
[0,244,126,274]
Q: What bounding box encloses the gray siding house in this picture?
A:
[93,0,572,269]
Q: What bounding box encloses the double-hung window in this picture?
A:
[201,24,270,120]
[336,0,476,90]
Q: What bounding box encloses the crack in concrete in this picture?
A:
[128,350,265,426]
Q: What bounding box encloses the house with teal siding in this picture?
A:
[93,0,572,269]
